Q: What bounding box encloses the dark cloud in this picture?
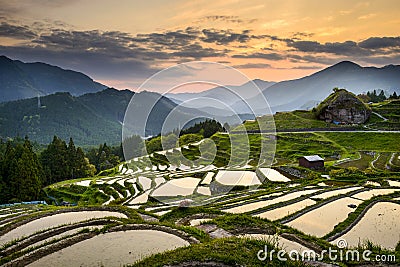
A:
[200,29,253,44]
[0,22,37,39]
[358,37,400,49]
[232,63,272,69]
[287,40,368,56]
[232,52,285,61]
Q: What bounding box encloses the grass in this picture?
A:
[336,151,374,170]
[159,206,223,224]
[204,213,275,232]
[129,237,307,267]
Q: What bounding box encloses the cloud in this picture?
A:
[232,63,272,69]
[232,52,285,61]
[358,36,400,49]
[200,15,257,24]
[358,13,377,20]
[200,29,254,44]
[287,40,367,56]
[0,22,37,39]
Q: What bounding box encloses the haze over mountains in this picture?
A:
[169,61,400,114]
[0,55,399,145]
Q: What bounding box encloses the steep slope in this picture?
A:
[0,92,121,145]
[0,89,214,145]
[0,56,106,102]
[78,88,134,123]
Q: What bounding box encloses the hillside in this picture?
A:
[0,56,106,102]
[0,89,214,146]
[240,98,400,132]
[0,92,121,146]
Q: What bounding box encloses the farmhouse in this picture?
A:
[299,155,324,169]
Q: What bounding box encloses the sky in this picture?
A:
[0,0,399,92]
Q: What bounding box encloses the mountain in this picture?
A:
[0,56,106,102]
[0,91,121,146]
[0,89,216,146]
[166,79,275,109]
[236,61,400,114]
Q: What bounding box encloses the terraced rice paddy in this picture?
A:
[223,189,319,214]
[351,188,400,200]
[257,199,316,221]
[28,230,190,267]
[310,187,363,200]
[0,211,127,246]
[214,170,261,186]
[286,197,363,237]
[24,134,400,265]
[332,202,400,250]
[258,168,291,182]
[151,178,201,197]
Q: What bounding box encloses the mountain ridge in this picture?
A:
[0,55,106,102]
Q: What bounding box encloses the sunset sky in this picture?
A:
[0,0,399,91]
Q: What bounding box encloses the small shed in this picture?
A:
[299,155,324,169]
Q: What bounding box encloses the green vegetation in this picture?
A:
[130,237,306,267]
[0,138,43,203]
[41,136,96,185]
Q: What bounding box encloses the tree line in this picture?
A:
[358,89,399,103]
[0,119,225,203]
[0,136,124,204]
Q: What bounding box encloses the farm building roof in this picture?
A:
[302,155,324,162]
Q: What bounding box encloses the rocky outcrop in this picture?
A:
[315,88,371,124]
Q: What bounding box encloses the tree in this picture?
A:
[378,90,386,102]
[86,143,121,172]
[40,136,69,184]
[1,138,43,203]
[389,91,398,99]
[223,122,230,132]
[41,136,95,183]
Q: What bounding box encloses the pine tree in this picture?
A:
[2,138,43,202]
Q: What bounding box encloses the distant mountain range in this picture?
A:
[234,61,400,113]
[1,56,399,145]
[167,79,275,109]
[167,61,400,114]
[0,56,106,102]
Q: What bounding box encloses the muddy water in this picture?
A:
[28,230,190,267]
[333,202,400,250]
[0,211,127,246]
[223,189,319,214]
[352,188,400,200]
[258,168,291,182]
[311,187,363,200]
[286,197,362,237]
[215,170,261,186]
[151,178,200,197]
[257,199,316,221]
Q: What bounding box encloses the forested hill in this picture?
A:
[0,55,106,102]
[0,89,129,146]
[0,88,211,146]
